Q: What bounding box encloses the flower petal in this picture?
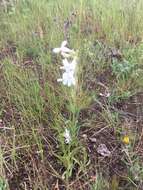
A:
[62,72,68,85]
[64,128,71,144]
[61,46,73,53]
[62,58,69,67]
[57,78,62,82]
[71,59,77,70]
[61,40,67,47]
[53,48,61,53]
[67,79,72,87]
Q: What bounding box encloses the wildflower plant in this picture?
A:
[53,41,78,145]
[52,41,85,180]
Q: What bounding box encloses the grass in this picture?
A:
[0,0,143,189]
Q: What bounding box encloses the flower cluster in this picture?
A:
[63,128,71,144]
[53,41,77,87]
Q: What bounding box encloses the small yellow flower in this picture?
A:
[122,136,130,144]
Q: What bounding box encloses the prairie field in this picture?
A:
[0,0,143,189]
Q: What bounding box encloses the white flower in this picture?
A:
[63,128,71,144]
[53,41,74,56]
[60,58,77,73]
[54,40,78,87]
[57,71,76,87]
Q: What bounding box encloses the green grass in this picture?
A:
[0,0,143,189]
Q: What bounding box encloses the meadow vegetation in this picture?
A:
[0,0,143,189]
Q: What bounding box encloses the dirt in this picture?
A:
[4,126,65,190]
[77,91,143,189]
